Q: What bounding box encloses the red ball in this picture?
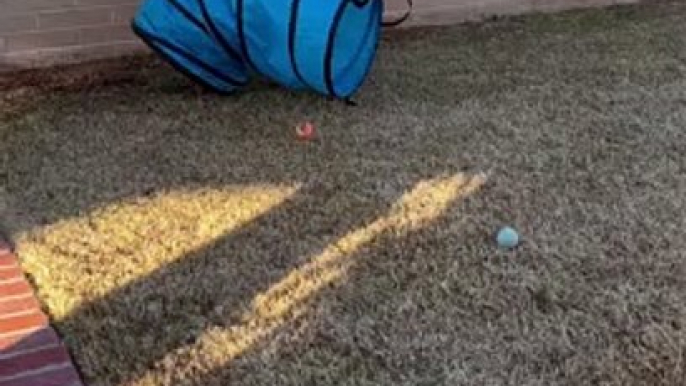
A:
[296,122,316,141]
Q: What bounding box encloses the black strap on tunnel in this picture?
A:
[288,0,313,89]
[131,21,243,93]
[165,0,245,81]
[235,0,261,74]
[382,0,413,27]
[167,0,208,33]
[323,0,411,104]
[196,0,245,65]
[324,0,356,100]
[325,0,386,103]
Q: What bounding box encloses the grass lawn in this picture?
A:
[2,2,686,385]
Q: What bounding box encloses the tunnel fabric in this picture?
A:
[132,0,387,98]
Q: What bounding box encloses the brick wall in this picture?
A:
[0,0,639,71]
[0,0,141,71]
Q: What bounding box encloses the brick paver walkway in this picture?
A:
[0,243,84,386]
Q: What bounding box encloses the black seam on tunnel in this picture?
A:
[288,0,310,88]
[236,0,259,73]
[167,0,208,34]
[382,0,412,27]
[325,0,372,98]
[324,0,382,100]
[132,22,226,93]
[324,1,349,98]
[197,0,245,65]
[347,0,382,98]
[132,21,241,92]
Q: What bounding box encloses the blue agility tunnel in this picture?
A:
[132,0,249,94]
[133,0,410,99]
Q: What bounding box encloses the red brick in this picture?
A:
[0,365,82,386]
[0,296,40,316]
[0,281,31,299]
[0,255,17,269]
[0,345,71,378]
[0,266,22,282]
[0,327,58,351]
[0,313,47,335]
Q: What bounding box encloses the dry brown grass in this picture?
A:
[2,2,686,385]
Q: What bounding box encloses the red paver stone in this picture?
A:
[0,313,47,335]
[0,345,71,378]
[0,266,22,282]
[0,249,84,386]
[0,281,31,299]
[0,255,16,270]
[0,364,82,386]
[0,327,60,352]
[0,295,39,316]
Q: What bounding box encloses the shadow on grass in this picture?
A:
[0,54,496,384]
[147,174,489,386]
[55,180,409,385]
[0,37,569,385]
[55,172,485,386]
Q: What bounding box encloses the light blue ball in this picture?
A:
[497,226,520,249]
